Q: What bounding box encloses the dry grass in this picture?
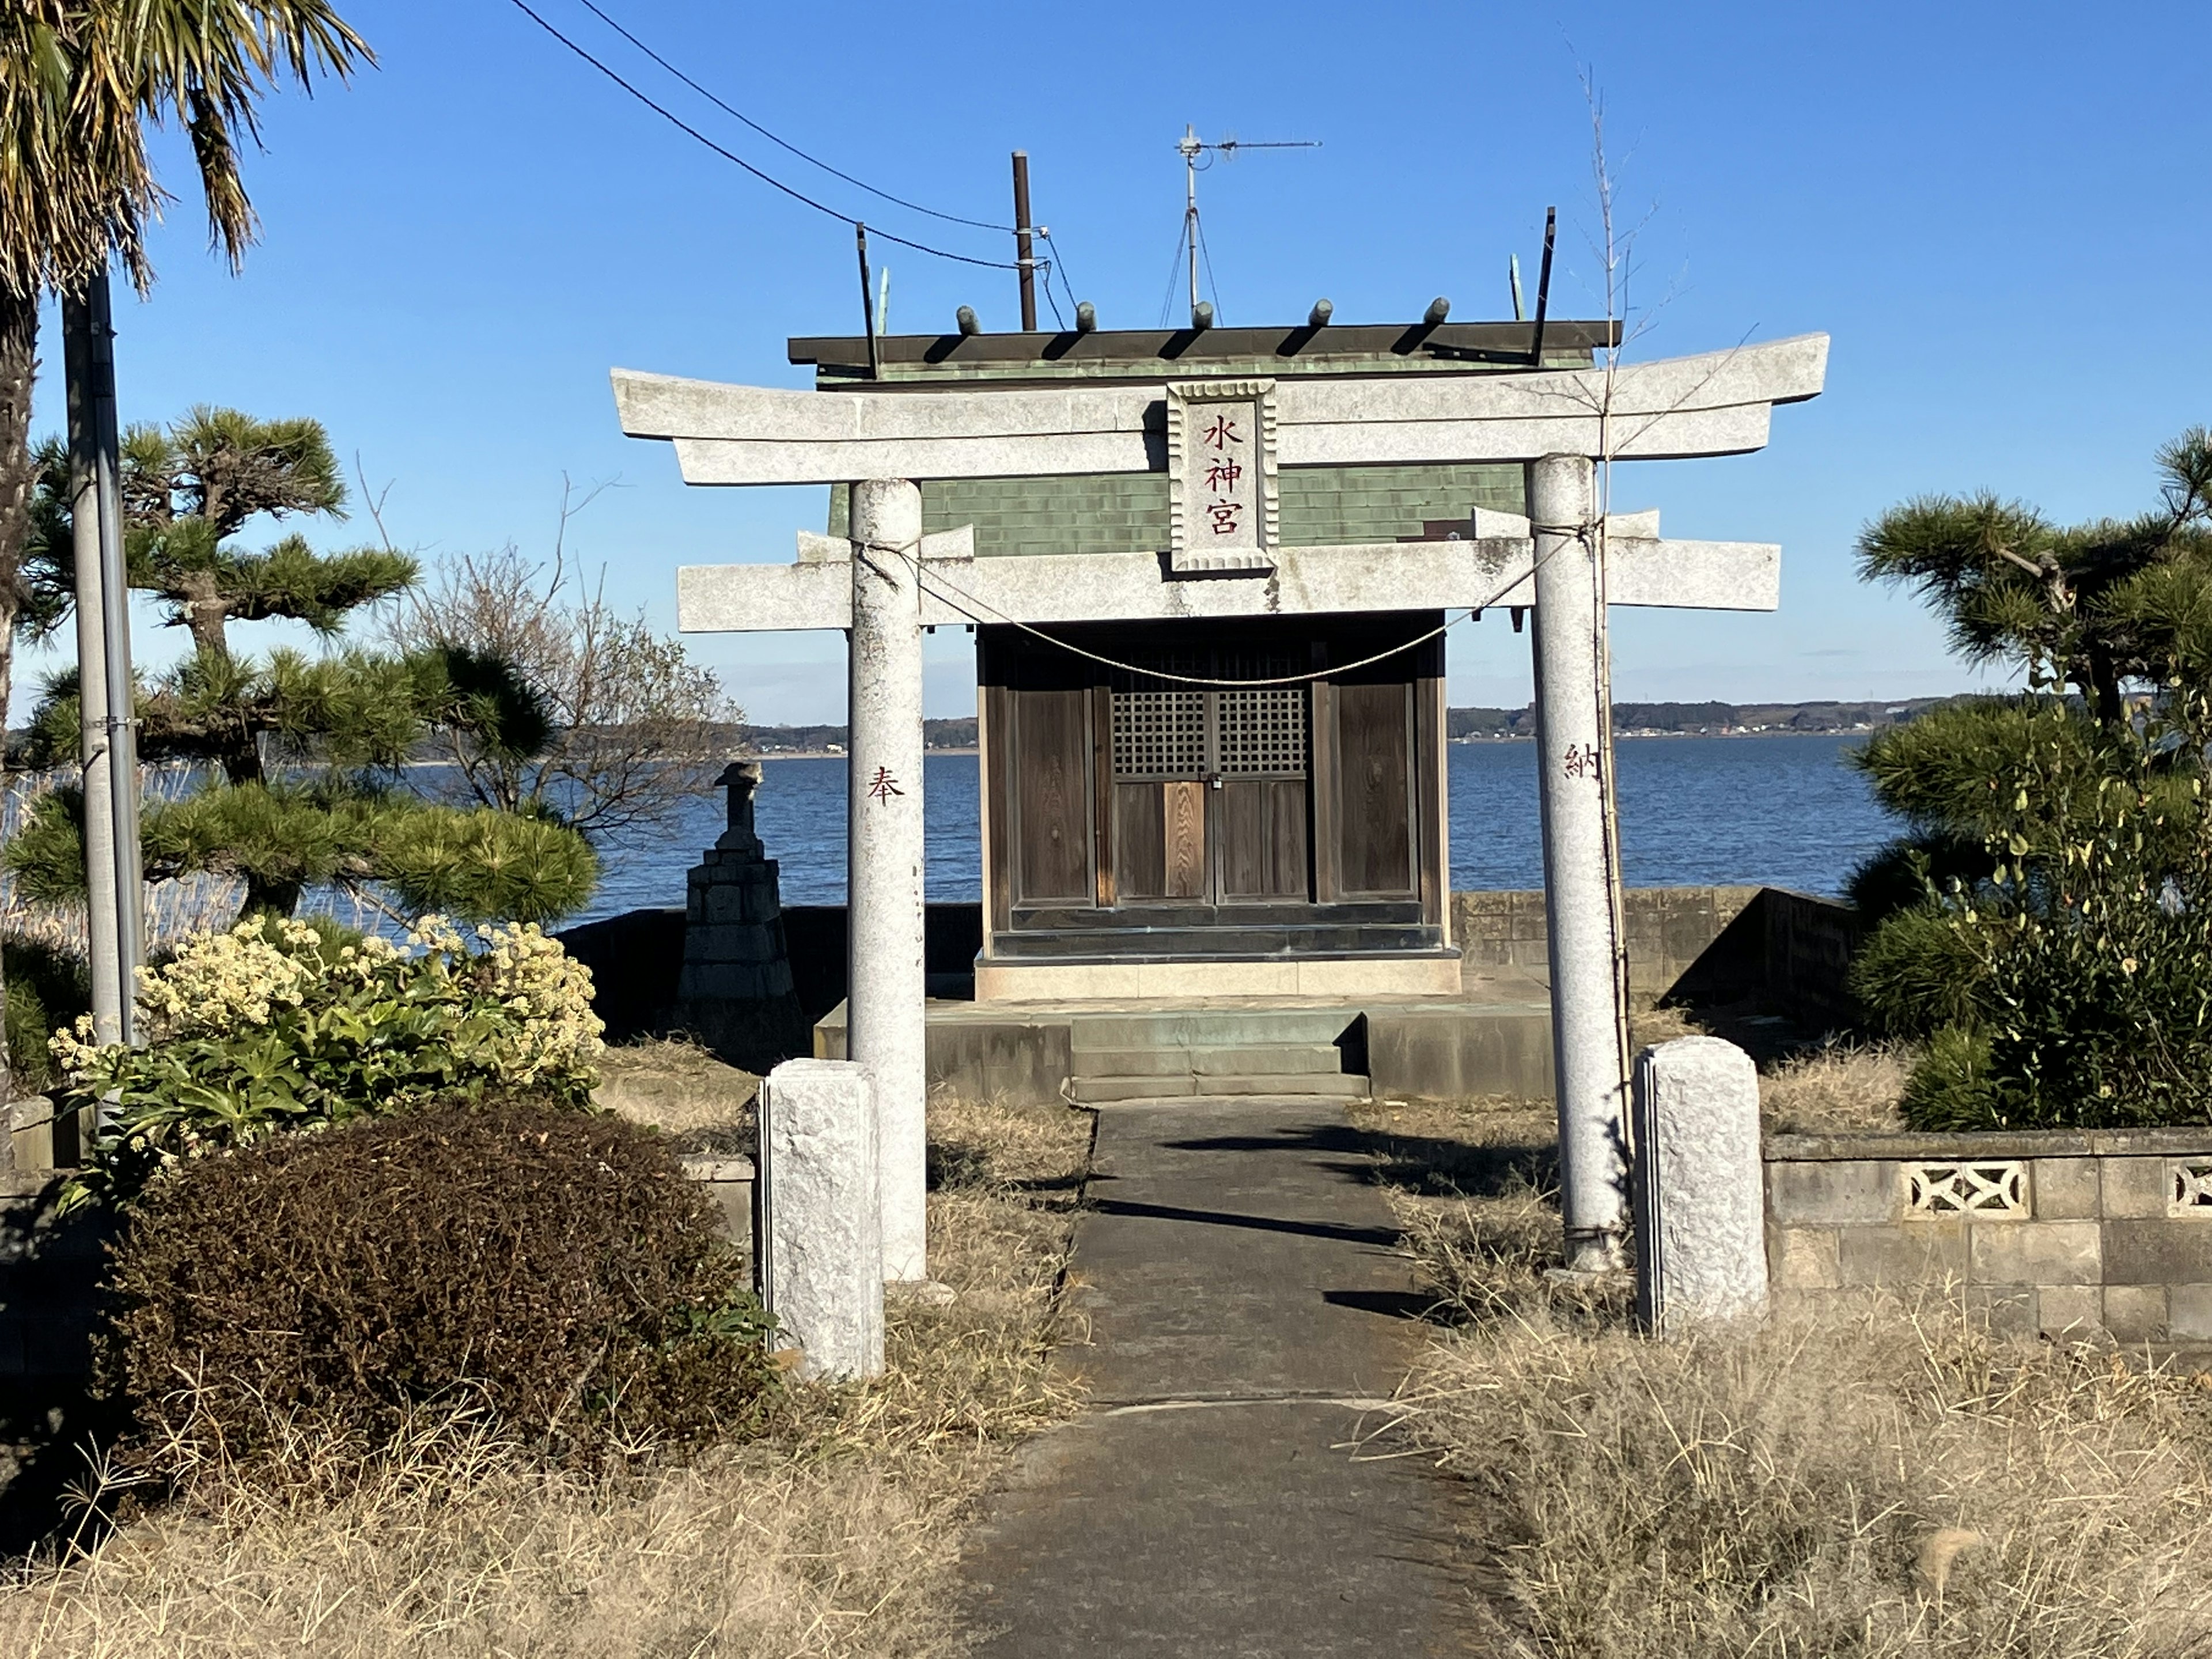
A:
[0,1088,1096,1658]
[596,1036,762,1154]
[1637,1002,1915,1136]
[1404,1297,2212,1657]
[1352,1097,2212,1658]
[1761,1039,1914,1135]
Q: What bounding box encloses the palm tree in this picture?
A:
[0,2,368,1088]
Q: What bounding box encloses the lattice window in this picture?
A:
[1904,1161,2029,1219]
[1217,687,1308,777]
[1111,691,1207,780]
[2170,1159,2212,1216]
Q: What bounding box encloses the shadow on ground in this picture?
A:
[0,1182,122,1560]
[1165,1119,1557,1204]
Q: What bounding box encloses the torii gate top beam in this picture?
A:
[612,335,1828,487]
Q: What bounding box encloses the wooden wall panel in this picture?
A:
[1162,781,1207,900]
[1092,690,1116,908]
[1268,778,1310,897]
[1220,779,1311,900]
[982,684,1013,935]
[1336,683,1414,897]
[1113,782,1166,899]
[1416,676,1445,926]
[1219,781,1264,899]
[1310,681,1341,902]
[1013,689,1093,902]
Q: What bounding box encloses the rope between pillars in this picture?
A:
[856,527,1619,690]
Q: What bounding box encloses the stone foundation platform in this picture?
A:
[813,968,1558,1106]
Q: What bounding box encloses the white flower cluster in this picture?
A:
[139,916,324,1038]
[48,912,604,1093]
[474,920,605,1082]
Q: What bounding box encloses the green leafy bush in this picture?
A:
[55,914,604,1201]
[104,1100,776,1465]
[1853,696,2212,1129]
[3,933,90,1093]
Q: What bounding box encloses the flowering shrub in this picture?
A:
[56,914,604,1201]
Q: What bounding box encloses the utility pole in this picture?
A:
[1011,150,1037,332]
[60,267,142,1048]
[62,291,120,1048]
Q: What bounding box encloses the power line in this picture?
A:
[504,0,1019,271]
[569,0,1017,236]
[1041,229,1081,320]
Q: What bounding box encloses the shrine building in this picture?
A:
[789,316,1619,1002]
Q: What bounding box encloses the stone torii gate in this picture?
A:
[613,333,1828,1279]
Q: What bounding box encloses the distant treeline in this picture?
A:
[1446,696,1968,739]
[722,701,1963,754]
[734,719,978,753]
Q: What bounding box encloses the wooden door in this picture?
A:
[1333,681,1416,897]
[1012,689,1093,903]
[1106,686,1310,904]
[1214,687,1309,900]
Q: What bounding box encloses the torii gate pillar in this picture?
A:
[1529,453,1626,1270]
[846,479,929,1283]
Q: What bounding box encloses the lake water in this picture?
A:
[582,733,1897,922]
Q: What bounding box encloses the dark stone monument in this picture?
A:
[673,762,811,1070]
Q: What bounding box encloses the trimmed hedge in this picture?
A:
[104,1100,775,1465]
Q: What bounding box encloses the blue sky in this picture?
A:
[30,0,2212,722]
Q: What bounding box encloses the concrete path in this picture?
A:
[963,1097,1471,1657]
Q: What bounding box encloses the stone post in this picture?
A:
[847,479,929,1283]
[1631,1036,1769,1335]
[1529,452,1629,1271]
[757,1058,885,1379]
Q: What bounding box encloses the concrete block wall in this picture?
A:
[1453,885,1765,999]
[679,1155,756,1275]
[1452,884,1863,1022]
[1764,1130,2212,1344]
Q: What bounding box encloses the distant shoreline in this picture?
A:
[1453,729,1878,743]
[750,747,980,761]
[740,735,1866,758]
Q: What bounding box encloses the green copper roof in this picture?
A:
[807,317,1608,552]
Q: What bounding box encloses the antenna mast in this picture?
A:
[1176,127,1320,321]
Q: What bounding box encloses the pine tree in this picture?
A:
[0,0,368,1094]
[10,408,596,923]
[1848,427,2212,1127]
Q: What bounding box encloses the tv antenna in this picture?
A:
[1176,126,1320,321]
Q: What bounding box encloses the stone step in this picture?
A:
[1070,1011,1357,1051]
[1074,1043,1349,1079]
[990,925,1445,959]
[1070,1072,1372,1104]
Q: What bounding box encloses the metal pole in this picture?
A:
[1012,150,1037,332]
[855,224,879,382]
[1181,126,1201,317]
[1529,206,1556,367]
[86,270,142,1033]
[60,289,123,1049]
